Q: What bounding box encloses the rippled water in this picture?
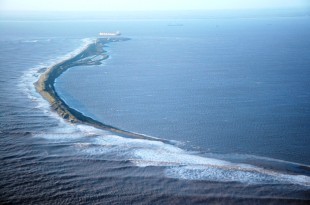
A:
[0,17,310,204]
[57,17,310,164]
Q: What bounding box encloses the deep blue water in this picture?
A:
[0,16,310,204]
[56,17,310,163]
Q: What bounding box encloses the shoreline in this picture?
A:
[35,37,168,143]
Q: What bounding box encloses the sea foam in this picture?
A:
[18,38,95,122]
[23,38,310,187]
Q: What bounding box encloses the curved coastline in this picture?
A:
[35,37,168,143]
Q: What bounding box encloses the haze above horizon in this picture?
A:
[1,0,309,12]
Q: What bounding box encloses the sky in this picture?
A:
[1,0,309,12]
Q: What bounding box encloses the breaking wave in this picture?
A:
[20,38,310,188]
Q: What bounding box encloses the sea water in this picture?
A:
[1,14,310,204]
[56,17,310,164]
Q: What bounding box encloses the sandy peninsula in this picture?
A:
[35,37,167,142]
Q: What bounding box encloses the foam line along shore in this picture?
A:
[34,37,170,143]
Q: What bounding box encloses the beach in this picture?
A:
[34,37,168,143]
[1,17,309,204]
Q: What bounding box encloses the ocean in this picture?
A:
[0,13,310,204]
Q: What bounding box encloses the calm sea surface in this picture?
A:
[1,16,310,204]
[57,17,310,163]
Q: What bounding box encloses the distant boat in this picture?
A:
[99,31,121,36]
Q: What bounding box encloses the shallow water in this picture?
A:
[0,17,310,204]
[57,17,310,164]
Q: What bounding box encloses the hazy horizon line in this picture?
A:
[1,7,309,12]
[1,8,309,21]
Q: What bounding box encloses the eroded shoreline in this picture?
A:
[35,37,167,142]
